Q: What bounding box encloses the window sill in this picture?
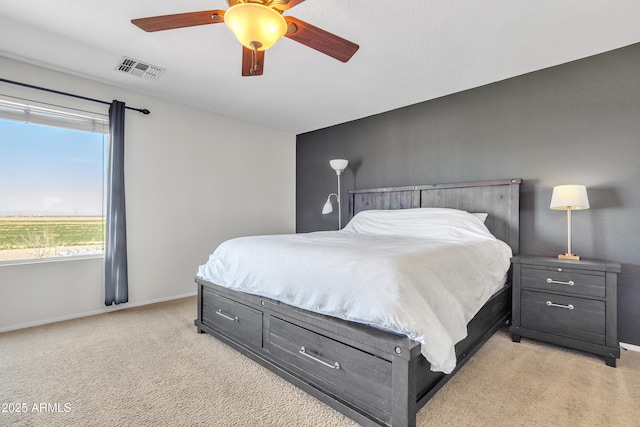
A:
[0,254,104,267]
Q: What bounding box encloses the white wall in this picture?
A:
[0,56,296,331]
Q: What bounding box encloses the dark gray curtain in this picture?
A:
[105,100,128,305]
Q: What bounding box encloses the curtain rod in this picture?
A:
[0,77,150,115]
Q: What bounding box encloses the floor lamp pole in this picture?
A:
[337,173,342,229]
[328,159,348,230]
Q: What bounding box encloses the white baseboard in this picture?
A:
[0,292,197,333]
[620,342,640,352]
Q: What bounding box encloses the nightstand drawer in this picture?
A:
[521,266,605,298]
[521,290,605,345]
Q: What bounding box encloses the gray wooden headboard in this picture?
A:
[348,178,521,255]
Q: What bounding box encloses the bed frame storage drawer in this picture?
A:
[268,316,393,425]
[201,287,263,348]
[520,290,605,345]
[521,266,605,298]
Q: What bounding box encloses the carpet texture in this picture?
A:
[0,296,638,426]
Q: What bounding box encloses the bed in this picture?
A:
[194,178,521,427]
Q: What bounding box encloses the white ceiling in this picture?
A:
[1,1,639,135]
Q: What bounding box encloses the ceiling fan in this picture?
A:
[131,0,360,76]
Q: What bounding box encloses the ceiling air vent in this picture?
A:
[114,56,165,81]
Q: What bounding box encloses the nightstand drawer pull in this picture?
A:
[546,301,574,310]
[216,309,239,322]
[546,278,574,286]
[299,346,341,370]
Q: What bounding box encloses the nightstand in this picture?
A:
[510,255,621,367]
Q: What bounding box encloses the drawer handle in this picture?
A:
[547,278,574,286]
[216,309,239,322]
[546,301,574,310]
[299,346,341,370]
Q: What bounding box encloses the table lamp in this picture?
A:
[550,184,590,260]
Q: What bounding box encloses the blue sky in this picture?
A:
[0,118,106,216]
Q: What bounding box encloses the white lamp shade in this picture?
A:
[550,185,590,210]
[329,159,349,174]
[322,194,336,215]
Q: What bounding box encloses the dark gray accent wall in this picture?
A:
[296,43,640,346]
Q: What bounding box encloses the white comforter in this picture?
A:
[197,208,512,374]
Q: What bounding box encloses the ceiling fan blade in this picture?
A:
[131,10,225,32]
[273,0,306,11]
[242,46,265,77]
[284,16,359,63]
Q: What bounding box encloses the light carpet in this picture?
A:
[0,297,638,426]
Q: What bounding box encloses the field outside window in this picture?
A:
[0,101,108,262]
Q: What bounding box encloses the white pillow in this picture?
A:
[342,208,494,240]
[471,213,488,223]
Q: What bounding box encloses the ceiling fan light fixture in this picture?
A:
[224,3,287,51]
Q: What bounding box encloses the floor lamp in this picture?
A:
[322,159,348,229]
[550,184,590,260]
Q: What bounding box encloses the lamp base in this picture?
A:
[558,253,580,260]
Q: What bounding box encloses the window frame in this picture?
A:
[0,96,109,265]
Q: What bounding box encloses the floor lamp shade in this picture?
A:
[322,193,337,214]
[550,185,590,260]
[329,159,348,174]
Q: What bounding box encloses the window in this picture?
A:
[0,98,108,262]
